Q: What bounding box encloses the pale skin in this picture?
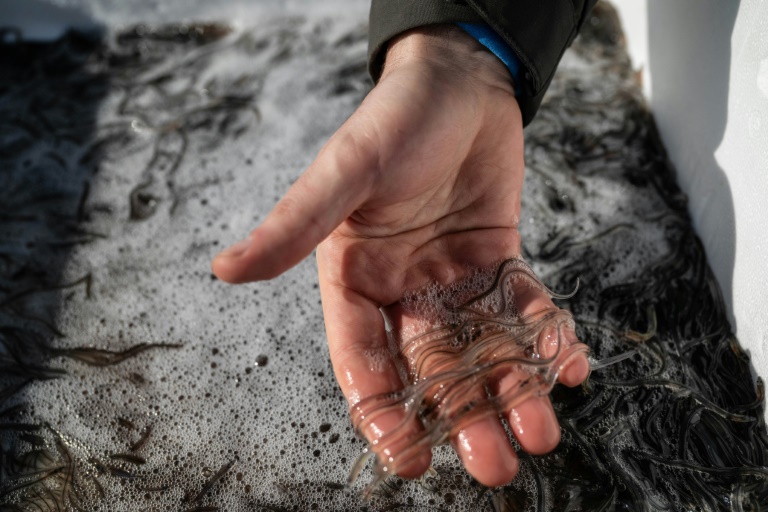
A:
[212,25,590,487]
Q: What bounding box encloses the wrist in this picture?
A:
[381,25,515,94]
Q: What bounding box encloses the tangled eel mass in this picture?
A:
[349,258,589,494]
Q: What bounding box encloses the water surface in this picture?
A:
[0,3,765,511]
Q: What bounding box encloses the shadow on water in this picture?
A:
[0,25,111,508]
[0,0,99,41]
[647,1,740,335]
[0,18,248,507]
[0,31,111,366]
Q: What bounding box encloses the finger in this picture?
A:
[511,274,590,388]
[507,394,561,455]
[212,126,378,283]
[319,277,431,478]
[391,301,519,487]
[558,328,591,387]
[494,370,561,455]
[536,322,590,387]
[451,400,519,487]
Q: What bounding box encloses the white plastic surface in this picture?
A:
[613,0,768,413]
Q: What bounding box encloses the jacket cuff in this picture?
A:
[368,0,483,82]
[462,0,594,126]
[456,22,522,96]
[368,0,596,126]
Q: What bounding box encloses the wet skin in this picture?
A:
[212,25,590,487]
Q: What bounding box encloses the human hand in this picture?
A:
[212,25,590,487]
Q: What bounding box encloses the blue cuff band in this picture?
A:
[457,22,522,95]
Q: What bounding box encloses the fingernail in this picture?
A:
[538,325,559,359]
[218,236,252,258]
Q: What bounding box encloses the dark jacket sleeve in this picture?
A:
[368,0,598,126]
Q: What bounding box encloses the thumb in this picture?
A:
[211,129,378,283]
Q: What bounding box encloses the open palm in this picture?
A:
[212,26,589,487]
